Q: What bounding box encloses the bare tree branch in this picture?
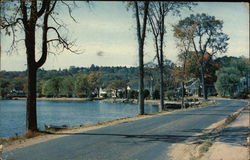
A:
[134,1,142,42]
[61,0,77,23]
[37,0,49,17]
[20,0,28,24]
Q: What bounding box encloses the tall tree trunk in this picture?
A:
[26,66,38,131]
[138,45,145,115]
[159,65,164,112]
[134,1,149,115]
[200,65,207,100]
[181,81,185,109]
[181,57,187,109]
[159,6,165,112]
[25,25,38,131]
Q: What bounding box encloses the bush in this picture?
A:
[152,90,160,99]
[236,89,249,99]
[165,90,176,100]
[199,139,214,153]
[215,67,241,97]
[128,90,138,99]
[144,89,150,99]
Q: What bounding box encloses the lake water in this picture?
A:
[0,100,158,138]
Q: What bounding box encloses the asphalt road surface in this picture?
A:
[2,99,248,160]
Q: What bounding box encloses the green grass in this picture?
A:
[199,139,214,153]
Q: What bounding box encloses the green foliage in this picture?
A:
[75,74,89,98]
[215,56,249,77]
[1,55,246,99]
[165,90,176,100]
[0,78,11,99]
[144,89,150,99]
[215,67,241,97]
[215,57,249,98]
[42,77,62,97]
[107,79,127,90]
[175,13,229,55]
[199,139,214,153]
[237,89,249,99]
[152,90,160,99]
[87,72,101,91]
[37,81,44,97]
[60,76,75,97]
[128,90,138,99]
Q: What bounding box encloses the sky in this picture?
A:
[1,2,249,71]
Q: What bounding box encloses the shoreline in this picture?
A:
[6,97,207,105]
[0,99,217,153]
[8,97,162,105]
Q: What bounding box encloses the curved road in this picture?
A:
[2,99,248,160]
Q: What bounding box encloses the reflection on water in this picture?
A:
[0,100,158,138]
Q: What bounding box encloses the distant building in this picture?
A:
[11,88,26,97]
[236,76,250,94]
[185,78,217,97]
[99,88,108,98]
[185,78,200,96]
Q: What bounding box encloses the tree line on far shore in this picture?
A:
[1,55,248,100]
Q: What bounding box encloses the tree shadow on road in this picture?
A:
[42,130,205,144]
[217,126,249,146]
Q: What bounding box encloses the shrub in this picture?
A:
[152,90,160,99]
[128,90,138,99]
[165,90,176,100]
[144,89,150,99]
[199,139,214,153]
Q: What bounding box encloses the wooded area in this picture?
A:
[1,55,248,100]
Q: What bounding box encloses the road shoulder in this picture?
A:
[168,104,249,160]
[200,107,249,160]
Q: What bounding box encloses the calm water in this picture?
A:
[0,100,158,138]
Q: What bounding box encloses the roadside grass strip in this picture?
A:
[188,104,249,160]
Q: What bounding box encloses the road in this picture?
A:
[2,99,248,160]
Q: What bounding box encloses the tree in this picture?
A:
[87,72,101,97]
[75,74,89,98]
[1,0,80,131]
[215,56,250,97]
[144,62,157,99]
[148,2,195,111]
[175,13,229,100]
[107,79,127,98]
[173,22,194,108]
[60,76,74,97]
[129,1,149,115]
[0,78,11,99]
[215,67,241,97]
[42,77,62,97]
